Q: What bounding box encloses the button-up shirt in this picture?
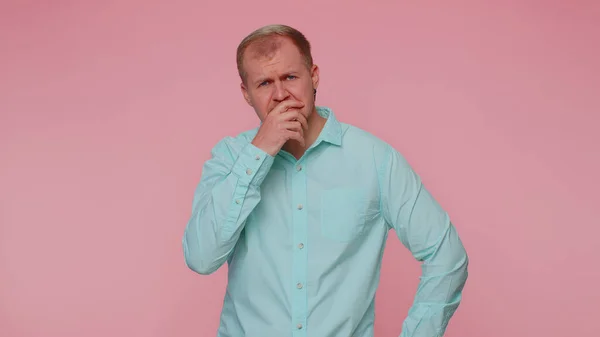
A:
[183,106,469,337]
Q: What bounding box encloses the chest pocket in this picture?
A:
[320,187,372,242]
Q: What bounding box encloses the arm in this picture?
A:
[379,144,469,337]
[182,137,274,275]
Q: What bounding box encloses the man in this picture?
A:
[183,24,469,337]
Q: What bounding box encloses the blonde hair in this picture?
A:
[236,24,313,84]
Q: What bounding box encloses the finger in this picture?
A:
[274,100,305,114]
[282,121,304,139]
[280,110,307,129]
[295,112,308,131]
[282,121,302,132]
[286,130,305,147]
[287,111,308,131]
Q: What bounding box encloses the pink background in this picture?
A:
[1,1,599,336]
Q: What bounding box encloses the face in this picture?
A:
[240,37,319,122]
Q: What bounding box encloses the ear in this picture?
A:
[311,64,320,91]
[240,82,253,107]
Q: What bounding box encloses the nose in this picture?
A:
[272,81,290,102]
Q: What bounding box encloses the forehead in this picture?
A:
[243,37,305,77]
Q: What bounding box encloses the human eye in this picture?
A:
[286,75,297,80]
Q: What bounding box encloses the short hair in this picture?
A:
[236,24,313,84]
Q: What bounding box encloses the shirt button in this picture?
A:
[296,165,302,171]
[255,155,260,160]
[246,168,252,175]
[297,204,303,210]
[298,243,304,249]
[297,323,303,329]
[297,283,303,289]
[235,199,241,204]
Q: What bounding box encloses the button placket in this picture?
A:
[291,160,308,335]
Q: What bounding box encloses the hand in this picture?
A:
[251,100,308,156]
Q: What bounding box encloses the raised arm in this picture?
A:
[182,137,274,275]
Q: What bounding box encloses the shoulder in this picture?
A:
[339,122,396,160]
[338,121,415,174]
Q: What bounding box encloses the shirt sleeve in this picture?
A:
[378,144,469,337]
[183,136,275,275]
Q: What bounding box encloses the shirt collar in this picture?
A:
[314,106,342,146]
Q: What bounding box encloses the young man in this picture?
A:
[183,24,469,337]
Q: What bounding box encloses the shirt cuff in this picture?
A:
[231,142,275,187]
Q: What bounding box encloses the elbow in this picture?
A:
[447,224,470,280]
[182,234,220,275]
[440,238,469,283]
[184,256,219,275]
[457,245,469,283]
[181,210,234,276]
[183,246,220,275]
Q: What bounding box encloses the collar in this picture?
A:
[314,106,342,146]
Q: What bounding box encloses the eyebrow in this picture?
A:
[253,71,299,86]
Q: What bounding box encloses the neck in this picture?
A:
[282,107,326,159]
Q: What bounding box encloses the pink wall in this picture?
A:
[1,1,599,336]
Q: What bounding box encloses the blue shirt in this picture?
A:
[183,106,469,337]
